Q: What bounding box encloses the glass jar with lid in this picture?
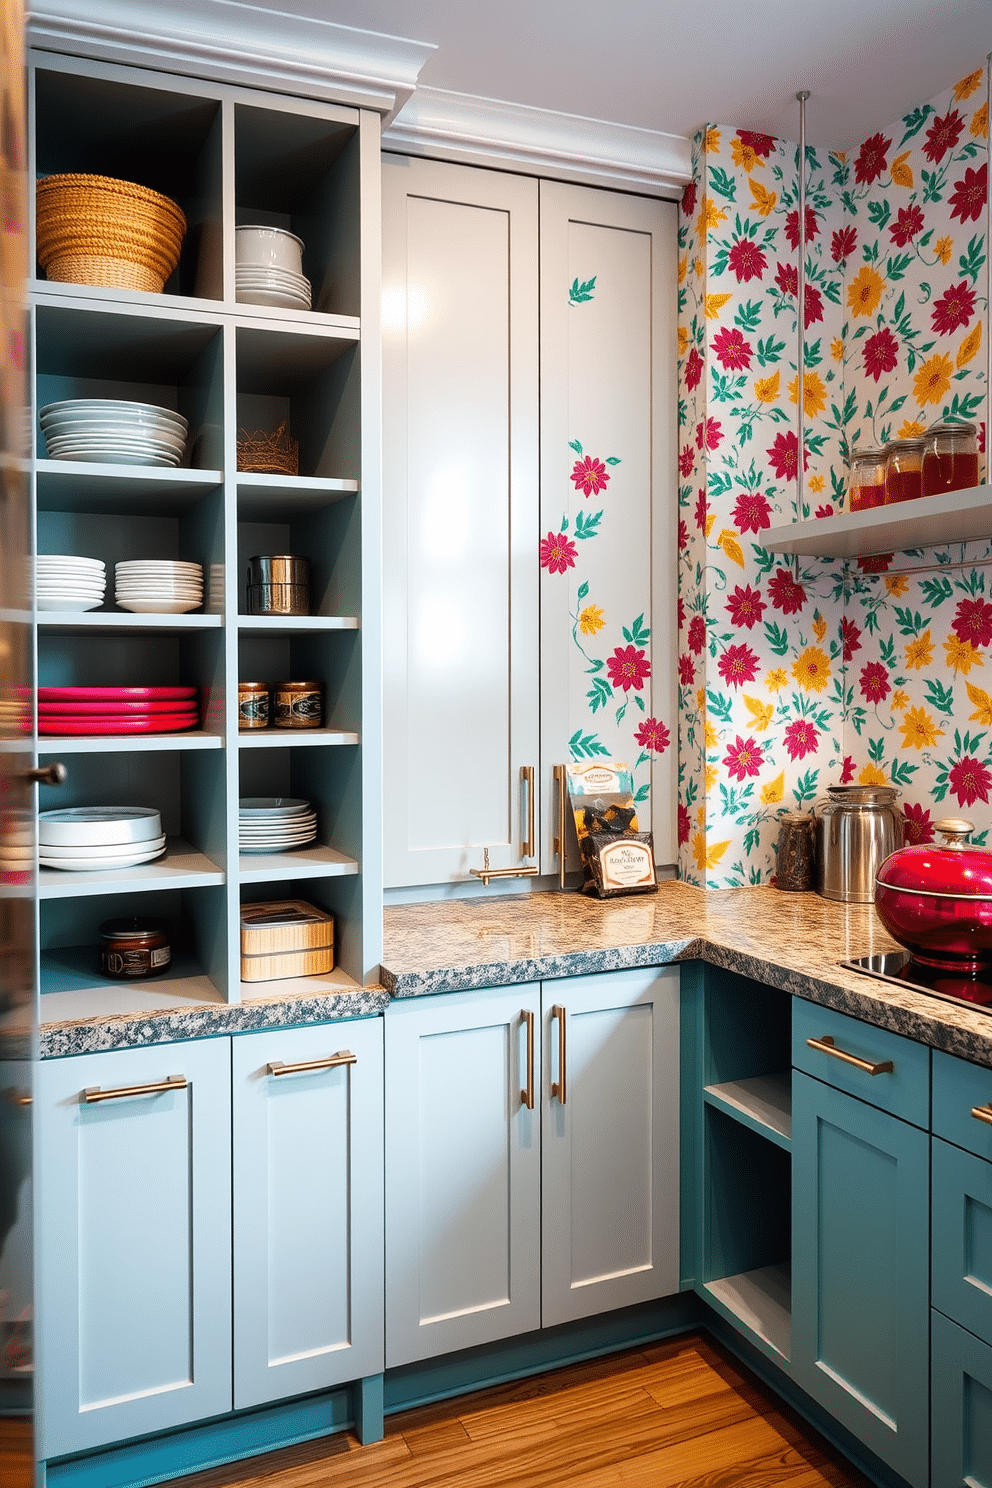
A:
[921,421,979,497]
[848,446,886,511]
[884,437,925,504]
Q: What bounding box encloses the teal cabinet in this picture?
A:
[792,1068,930,1488]
[933,1136,992,1346]
[932,1311,992,1488]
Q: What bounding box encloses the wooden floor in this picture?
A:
[166,1334,871,1488]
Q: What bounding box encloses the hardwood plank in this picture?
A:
[403,1417,471,1457]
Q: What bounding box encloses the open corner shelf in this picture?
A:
[765,483,990,560]
[704,1264,792,1362]
[704,1072,792,1150]
[39,945,226,1024]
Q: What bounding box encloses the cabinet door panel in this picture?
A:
[792,1071,929,1488]
[933,1136,992,1345]
[232,1018,384,1409]
[36,1040,231,1459]
[542,967,680,1326]
[385,987,541,1366]
[932,1310,992,1488]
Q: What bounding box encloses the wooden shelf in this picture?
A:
[704,1264,791,1361]
[765,483,989,559]
[237,614,358,636]
[38,838,224,899]
[237,727,358,748]
[704,1073,792,1150]
[238,842,358,883]
[39,612,222,635]
[38,730,223,754]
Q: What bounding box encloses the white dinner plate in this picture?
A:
[39,843,167,871]
[115,599,202,613]
[36,596,103,611]
[117,561,202,572]
[238,797,312,816]
[41,833,166,859]
[47,449,182,467]
[39,805,163,847]
[41,400,188,428]
[236,287,311,310]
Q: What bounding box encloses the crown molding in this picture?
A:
[26,0,436,117]
[384,87,691,197]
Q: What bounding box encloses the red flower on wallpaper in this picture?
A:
[679,443,695,477]
[889,204,925,247]
[830,225,857,263]
[696,417,724,450]
[607,644,651,692]
[841,618,862,661]
[767,430,808,481]
[774,261,798,297]
[768,568,807,615]
[678,654,696,685]
[862,326,899,382]
[695,487,708,530]
[840,756,856,784]
[571,455,610,496]
[635,717,671,754]
[903,802,935,845]
[725,584,765,629]
[859,661,891,704]
[677,803,691,846]
[803,285,824,329]
[539,530,577,574]
[815,504,835,518]
[783,719,819,761]
[718,643,759,688]
[733,490,772,533]
[737,130,775,157]
[727,236,767,283]
[678,519,689,551]
[723,735,764,782]
[687,614,707,655]
[681,180,698,218]
[712,326,753,371]
[949,164,987,224]
[678,596,686,630]
[923,108,964,164]
[854,132,891,185]
[784,206,818,250]
[684,346,704,391]
[950,756,992,809]
[931,280,976,335]
[857,553,893,573]
[952,597,992,648]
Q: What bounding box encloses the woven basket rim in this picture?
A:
[37,174,187,229]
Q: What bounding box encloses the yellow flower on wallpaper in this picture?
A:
[788,370,827,418]
[792,646,831,692]
[847,264,886,317]
[678,325,689,356]
[693,257,704,278]
[697,196,726,237]
[703,127,722,153]
[692,831,707,871]
[935,236,953,265]
[889,151,913,188]
[754,369,780,403]
[812,611,827,642]
[859,763,888,787]
[897,419,927,439]
[884,574,909,596]
[704,292,733,319]
[696,804,706,828]
[696,686,707,711]
[955,68,984,100]
[898,706,945,749]
[808,474,825,493]
[732,136,764,173]
[831,337,844,362]
[744,694,774,731]
[678,254,688,285]
[971,101,988,139]
[966,681,992,727]
[748,180,777,217]
[765,667,789,692]
[957,322,982,368]
[760,771,785,805]
[891,689,909,712]
[945,634,983,673]
[905,630,934,669]
[578,604,605,635]
[704,512,716,537]
[913,352,953,406]
[704,719,719,749]
[704,762,719,792]
[703,839,732,869]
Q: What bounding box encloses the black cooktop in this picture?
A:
[844,951,992,1012]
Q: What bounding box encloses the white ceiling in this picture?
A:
[260,0,990,149]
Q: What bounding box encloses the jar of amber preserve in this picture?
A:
[921,421,979,497]
[99,917,171,978]
[238,680,269,730]
[885,438,925,504]
[274,680,322,728]
[848,447,886,511]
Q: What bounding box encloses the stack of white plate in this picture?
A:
[239,797,317,854]
[39,399,188,467]
[236,265,312,310]
[35,554,106,612]
[235,225,311,310]
[115,559,204,614]
[38,806,166,872]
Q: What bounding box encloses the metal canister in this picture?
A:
[238,680,269,730]
[274,680,322,729]
[812,785,903,903]
[246,555,310,615]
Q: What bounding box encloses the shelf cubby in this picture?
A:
[235,326,359,483]
[703,1073,792,1151]
[236,489,361,622]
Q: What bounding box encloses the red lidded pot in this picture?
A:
[874,817,992,972]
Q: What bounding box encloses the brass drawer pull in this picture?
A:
[553,763,567,889]
[521,765,536,858]
[267,1050,356,1077]
[520,1009,535,1110]
[552,1004,567,1105]
[971,1103,992,1127]
[83,1075,187,1104]
[806,1034,893,1076]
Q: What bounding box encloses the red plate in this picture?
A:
[38,715,200,735]
[39,698,201,715]
[38,686,197,701]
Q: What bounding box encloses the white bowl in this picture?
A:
[235,225,304,274]
[38,806,163,846]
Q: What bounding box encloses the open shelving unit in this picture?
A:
[765,483,990,560]
[28,48,382,1024]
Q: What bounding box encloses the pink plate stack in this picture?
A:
[38,685,199,735]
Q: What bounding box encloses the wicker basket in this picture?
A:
[237,421,299,476]
[36,174,186,294]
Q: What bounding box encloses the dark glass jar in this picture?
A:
[99,917,171,978]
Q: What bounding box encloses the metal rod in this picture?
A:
[267,1051,356,1077]
[553,763,568,889]
[796,90,810,520]
[521,764,535,857]
[806,1034,893,1077]
[520,1009,535,1110]
[986,53,991,488]
[83,1075,187,1104]
[551,1004,567,1104]
[972,1103,992,1128]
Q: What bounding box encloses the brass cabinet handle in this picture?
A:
[24,762,67,786]
[83,1075,187,1104]
[551,1004,567,1105]
[806,1034,893,1076]
[553,763,567,889]
[520,1010,535,1110]
[267,1050,357,1077]
[521,765,535,858]
[972,1103,992,1127]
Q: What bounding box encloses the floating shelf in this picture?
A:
[38,838,224,899]
[237,728,359,748]
[704,1073,792,1150]
[237,614,358,636]
[238,842,358,884]
[704,1264,791,1361]
[765,484,990,559]
[38,730,223,754]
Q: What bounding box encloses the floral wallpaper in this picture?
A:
[678,65,990,886]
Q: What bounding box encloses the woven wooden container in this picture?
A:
[236,420,299,476]
[36,174,186,294]
[240,898,334,957]
[241,945,335,983]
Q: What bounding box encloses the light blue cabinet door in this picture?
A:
[932,1310,992,1488]
[541,967,680,1327]
[792,1070,929,1488]
[35,1039,232,1460]
[384,986,541,1367]
[232,1018,384,1409]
